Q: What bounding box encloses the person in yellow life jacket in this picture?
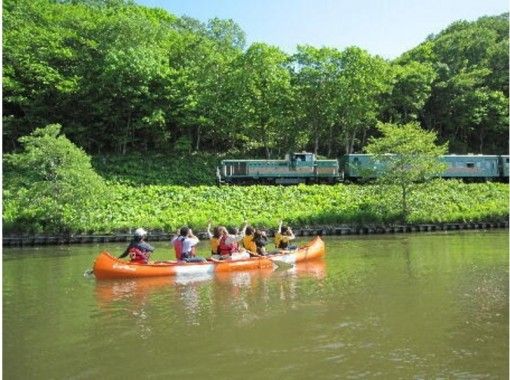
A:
[274,220,297,250]
[242,226,259,256]
[207,222,222,256]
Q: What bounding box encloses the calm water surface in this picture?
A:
[3,231,508,379]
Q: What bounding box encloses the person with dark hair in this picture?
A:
[274,220,297,250]
[242,225,259,256]
[207,221,222,256]
[253,229,268,256]
[118,228,155,264]
[171,227,206,262]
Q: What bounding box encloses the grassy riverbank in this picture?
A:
[3,179,508,235]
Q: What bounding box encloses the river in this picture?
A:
[3,230,508,379]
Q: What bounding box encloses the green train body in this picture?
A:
[339,154,509,181]
[217,152,340,184]
[218,153,509,185]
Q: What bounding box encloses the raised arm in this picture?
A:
[207,222,213,239]
[277,220,283,234]
[239,221,248,237]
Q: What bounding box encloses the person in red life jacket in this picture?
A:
[171,227,207,262]
[118,228,155,264]
[217,223,248,259]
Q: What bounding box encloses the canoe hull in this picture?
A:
[269,236,325,265]
[93,252,274,280]
[92,236,325,280]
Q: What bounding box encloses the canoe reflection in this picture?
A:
[95,259,326,328]
[95,260,326,304]
[285,259,326,279]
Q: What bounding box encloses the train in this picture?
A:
[216,152,509,185]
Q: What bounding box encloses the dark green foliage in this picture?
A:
[3,1,507,157]
[393,13,509,154]
[91,153,220,185]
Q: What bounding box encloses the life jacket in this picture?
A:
[210,237,220,255]
[242,235,257,253]
[218,235,238,255]
[173,237,185,260]
[274,233,289,249]
[129,247,149,264]
[173,236,197,260]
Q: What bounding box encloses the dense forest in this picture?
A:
[3,0,509,159]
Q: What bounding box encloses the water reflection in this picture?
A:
[94,260,327,331]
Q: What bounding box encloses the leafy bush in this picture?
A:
[3,124,108,233]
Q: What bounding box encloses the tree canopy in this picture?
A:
[364,122,448,221]
[3,0,508,157]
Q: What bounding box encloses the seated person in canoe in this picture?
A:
[118,228,155,264]
[253,229,268,256]
[274,220,297,250]
[207,221,222,256]
[172,227,207,263]
[216,223,250,260]
[242,225,260,257]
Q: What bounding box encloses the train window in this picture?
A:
[466,162,475,168]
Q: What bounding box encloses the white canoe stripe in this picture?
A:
[175,264,215,277]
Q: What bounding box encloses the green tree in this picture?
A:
[383,61,436,123]
[335,47,392,154]
[401,13,509,153]
[364,122,448,222]
[3,124,107,233]
[228,43,295,157]
[292,45,343,155]
[292,46,391,156]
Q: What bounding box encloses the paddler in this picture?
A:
[118,228,155,264]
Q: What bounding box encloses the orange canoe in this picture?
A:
[92,236,325,280]
[268,236,325,265]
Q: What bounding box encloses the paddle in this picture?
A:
[83,268,94,277]
[272,260,294,271]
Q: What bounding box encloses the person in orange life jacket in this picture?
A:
[242,225,259,256]
[118,228,154,264]
[274,220,297,250]
[171,227,207,262]
[206,221,222,256]
[253,229,268,256]
[217,222,247,258]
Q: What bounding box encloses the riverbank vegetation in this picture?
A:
[4,178,508,235]
[2,125,507,234]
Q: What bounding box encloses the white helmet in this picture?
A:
[134,228,147,238]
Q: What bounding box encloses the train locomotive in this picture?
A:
[217,152,509,185]
[217,152,340,184]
